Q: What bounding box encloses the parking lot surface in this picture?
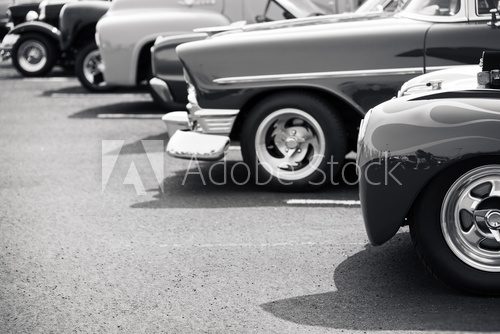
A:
[0,63,499,334]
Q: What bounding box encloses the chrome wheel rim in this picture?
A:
[441,165,500,272]
[17,40,47,73]
[254,108,326,181]
[83,49,106,88]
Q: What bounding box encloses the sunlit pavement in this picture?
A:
[0,62,497,333]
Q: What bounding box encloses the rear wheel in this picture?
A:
[12,33,57,77]
[75,43,109,92]
[240,93,347,190]
[411,164,500,295]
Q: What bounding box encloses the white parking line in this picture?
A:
[159,241,366,249]
[97,114,161,119]
[286,199,361,206]
[51,93,148,98]
[24,77,74,82]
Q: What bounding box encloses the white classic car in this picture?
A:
[84,0,342,91]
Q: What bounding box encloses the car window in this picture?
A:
[402,0,461,16]
[265,1,294,20]
[477,0,499,15]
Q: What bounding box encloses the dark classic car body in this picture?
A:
[0,0,110,76]
[163,0,500,188]
[151,0,400,107]
[357,53,500,294]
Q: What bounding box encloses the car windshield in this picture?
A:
[275,0,333,16]
[356,0,401,13]
[400,0,461,16]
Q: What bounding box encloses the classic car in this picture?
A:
[150,0,401,107]
[0,0,110,76]
[90,0,339,92]
[164,0,500,189]
[357,51,500,294]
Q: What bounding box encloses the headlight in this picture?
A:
[25,10,39,22]
[398,80,443,97]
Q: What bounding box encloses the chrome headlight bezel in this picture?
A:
[398,80,443,97]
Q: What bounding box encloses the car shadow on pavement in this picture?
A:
[131,160,360,209]
[43,85,148,97]
[261,233,500,332]
[69,101,169,118]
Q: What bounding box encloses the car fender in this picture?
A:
[10,21,61,45]
[59,1,110,50]
[358,90,500,245]
[97,9,230,86]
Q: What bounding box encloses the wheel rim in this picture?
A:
[254,108,326,181]
[17,40,47,73]
[82,49,106,88]
[441,165,500,272]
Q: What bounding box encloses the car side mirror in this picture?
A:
[488,9,500,28]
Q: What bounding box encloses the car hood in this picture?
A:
[211,11,391,37]
[399,65,480,97]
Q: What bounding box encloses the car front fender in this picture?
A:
[10,21,61,45]
[358,90,500,245]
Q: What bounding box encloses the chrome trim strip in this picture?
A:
[214,65,473,85]
[213,67,425,85]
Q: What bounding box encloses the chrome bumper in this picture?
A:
[163,108,237,161]
[149,77,173,104]
[167,130,230,161]
[162,111,190,137]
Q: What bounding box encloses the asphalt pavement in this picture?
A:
[0,62,499,334]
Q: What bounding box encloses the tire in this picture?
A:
[75,43,109,92]
[411,163,500,295]
[240,92,347,190]
[12,33,57,77]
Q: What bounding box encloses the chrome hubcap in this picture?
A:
[83,49,106,88]
[441,165,500,272]
[255,108,325,181]
[18,40,47,72]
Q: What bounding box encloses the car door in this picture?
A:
[424,0,500,70]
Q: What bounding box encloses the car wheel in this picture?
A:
[411,163,500,295]
[240,93,347,190]
[76,43,109,92]
[12,33,57,77]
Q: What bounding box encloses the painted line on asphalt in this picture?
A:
[51,93,149,98]
[159,241,366,249]
[23,77,74,82]
[97,114,162,119]
[286,199,361,206]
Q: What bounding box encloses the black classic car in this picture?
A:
[150,0,400,108]
[163,0,500,189]
[357,51,500,294]
[0,0,110,76]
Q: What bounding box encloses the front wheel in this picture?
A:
[240,93,347,190]
[12,33,57,77]
[75,43,109,92]
[411,164,500,295]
